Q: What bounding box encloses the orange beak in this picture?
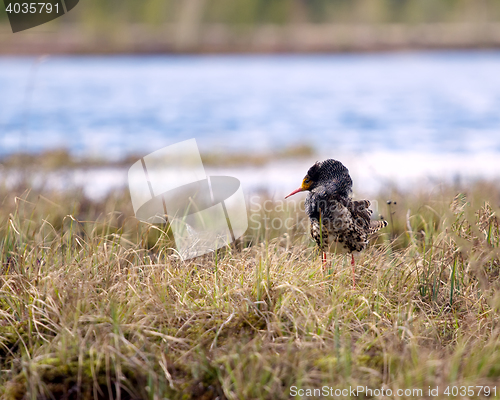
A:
[285,187,304,199]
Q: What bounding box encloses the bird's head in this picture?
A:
[284,163,320,198]
[284,159,352,199]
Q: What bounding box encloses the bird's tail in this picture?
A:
[369,219,388,234]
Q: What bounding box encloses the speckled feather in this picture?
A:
[304,159,388,254]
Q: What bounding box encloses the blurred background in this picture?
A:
[1,0,500,200]
[2,0,500,53]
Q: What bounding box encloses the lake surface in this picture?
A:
[1,52,500,196]
[1,52,500,157]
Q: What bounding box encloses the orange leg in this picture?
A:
[351,253,356,287]
[322,252,327,271]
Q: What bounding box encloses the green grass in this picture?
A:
[1,179,500,399]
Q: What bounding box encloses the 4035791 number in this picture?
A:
[5,2,58,13]
[444,386,496,397]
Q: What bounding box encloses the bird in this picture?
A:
[285,159,387,286]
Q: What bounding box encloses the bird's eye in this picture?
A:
[304,178,310,184]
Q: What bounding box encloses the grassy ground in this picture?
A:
[1,178,500,399]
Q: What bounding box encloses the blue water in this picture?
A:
[1,52,500,159]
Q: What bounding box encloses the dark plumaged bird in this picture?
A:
[285,159,387,286]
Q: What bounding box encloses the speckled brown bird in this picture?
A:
[285,159,387,285]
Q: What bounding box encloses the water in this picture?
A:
[1,52,500,158]
[1,52,500,196]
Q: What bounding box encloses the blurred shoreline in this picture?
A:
[2,22,500,54]
[2,149,499,200]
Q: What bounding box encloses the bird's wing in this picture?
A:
[349,200,372,229]
[369,219,388,234]
[350,199,388,234]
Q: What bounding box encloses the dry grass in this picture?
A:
[1,179,500,399]
[0,144,315,170]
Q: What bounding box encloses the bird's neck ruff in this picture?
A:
[311,183,352,200]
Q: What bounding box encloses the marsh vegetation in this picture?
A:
[1,176,500,399]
